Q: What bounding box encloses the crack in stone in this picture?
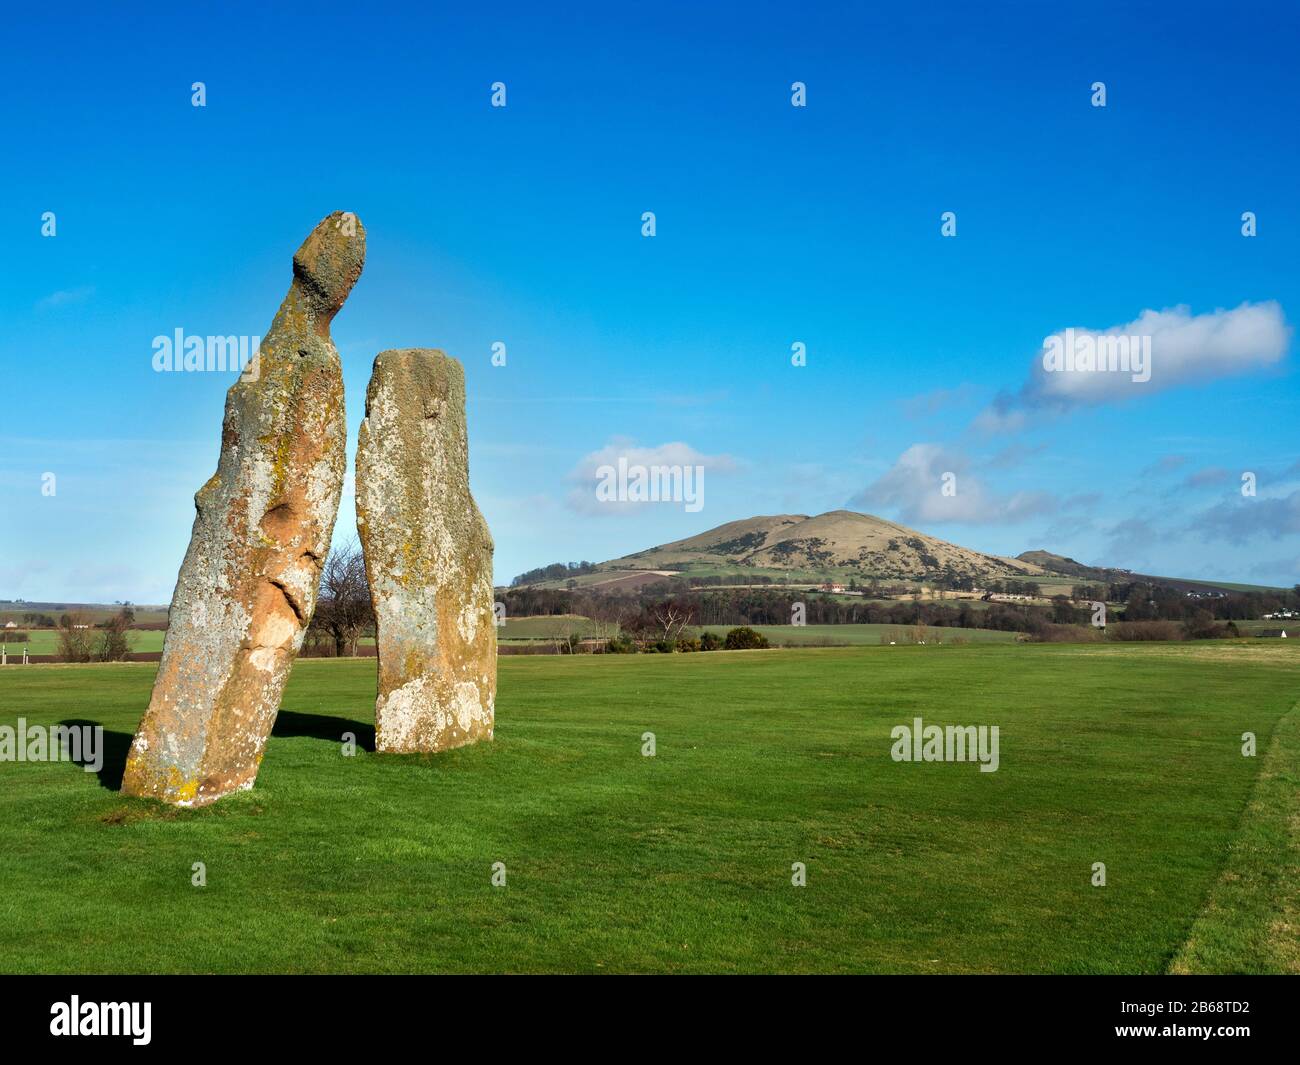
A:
[268,578,306,627]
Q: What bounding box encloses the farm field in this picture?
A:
[0,641,1296,974]
[492,616,1024,647]
[7,622,1287,658]
[497,614,598,641]
[0,604,169,627]
[1144,577,1290,595]
[697,623,1020,646]
[3,629,167,656]
[1232,619,1295,634]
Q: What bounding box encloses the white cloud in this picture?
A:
[901,383,978,419]
[1248,556,1300,582]
[35,285,96,311]
[564,437,739,516]
[850,443,1056,526]
[986,442,1046,470]
[1101,517,1160,566]
[1195,489,1300,543]
[1182,466,1231,490]
[978,302,1290,431]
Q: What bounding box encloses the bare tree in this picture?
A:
[653,604,694,647]
[56,612,95,663]
[95,606,135,662]
[312,541,374,657]
[587,598,627,653]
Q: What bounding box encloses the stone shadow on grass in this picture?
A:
[57,712,375,793]
[58,720,133,791]
[273,711,375,752]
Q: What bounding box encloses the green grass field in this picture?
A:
[4,630,167,656]
[697,623,1020,646]
[1145,577,1291,595]
[1,642,1297,973]
[0,605,169,627]
[498,614,598,640]
[1231,619,1295,634]
[493,617,1023,647]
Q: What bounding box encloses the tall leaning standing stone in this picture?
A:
[122,212,365,805]
[356,349,496,753]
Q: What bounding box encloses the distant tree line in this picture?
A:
[510,560,598,587]
[499,586,1053,635]
[499,579,1300,644]
[1104,582,1300,623]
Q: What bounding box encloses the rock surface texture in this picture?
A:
[356,349,497,753]
[122,212,365,805]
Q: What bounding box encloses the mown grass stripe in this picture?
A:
[1170,702,1300,974]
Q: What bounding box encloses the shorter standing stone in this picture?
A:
[356,349,496,752]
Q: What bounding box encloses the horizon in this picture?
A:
[3,1,1298,602]
[2,504,1295,605]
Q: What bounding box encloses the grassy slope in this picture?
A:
[1232,620,1296,634]
[1170,701,1300,974]
[1144,578,1289,594]
[0,642,1296,974]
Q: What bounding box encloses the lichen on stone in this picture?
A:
[121,212,365,807]
[356,349,497,754]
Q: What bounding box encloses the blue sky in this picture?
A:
[2,0,1297,603]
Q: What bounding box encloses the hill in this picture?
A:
[1015,550,1114,582]
[564,510,1046,586]
[515,511,1295,594]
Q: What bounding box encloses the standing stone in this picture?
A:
[356,349,496,753]
[122,212,365,806]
